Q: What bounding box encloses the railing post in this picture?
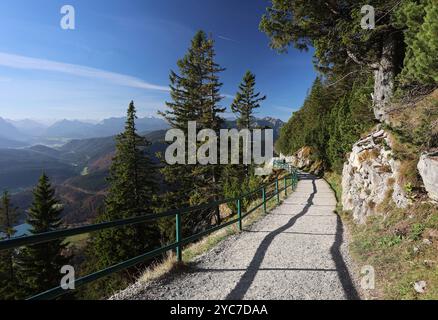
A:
[293,171,298,191]
[262,187,267,213]
[275,178,280,205]
[175,212,182,263]
[237,198,242,231]
[284,177,288,197]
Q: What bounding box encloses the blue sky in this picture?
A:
[0,0,317,122]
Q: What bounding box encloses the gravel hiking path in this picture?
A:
[111,173,361,300]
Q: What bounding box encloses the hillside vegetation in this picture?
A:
[267,0,438,299]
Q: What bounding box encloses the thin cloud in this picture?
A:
[223,93,235,99]
[218,35,239,43]
[274,106,296,113]
[0,52,170,92]
[0,76,12,82]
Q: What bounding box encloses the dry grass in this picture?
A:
[387,89,438,150]
[398,159,421,189]
[139,252,180,283]
[388,89,438,129]
[300,146,313,158]
[379,164,393,174]
[358,149,380,164]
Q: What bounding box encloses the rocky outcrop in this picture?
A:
[418,151,438,202]
[290,146,324,176]
[342,129,410,223]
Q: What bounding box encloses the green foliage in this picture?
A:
[378,235,403,248]
[16,174,69,298]
[275,76,375,173]
[231,71,266,129]
[327,77,376,171]
[395,0,438,85]
[0,191,21,300]
[259,0,403,73]
[88,102,160,276]
[222,167,261,212]
[409,223,425,241]
[222,70,265,208]
[0,191,19,238]
[159,31,226,240]
[275,78,333,158]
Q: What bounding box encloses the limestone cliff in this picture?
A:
[342,129,410,223]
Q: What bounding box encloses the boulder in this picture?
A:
[290,146,324,176]
[418,151,438,201]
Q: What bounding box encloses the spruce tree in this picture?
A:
[0,191,20,300]
[224,71,266,195]
[159,30,225,239]
[396,0,438,85]
[17,174,68,296]
[90,101,160,272]
[231,71,266,130]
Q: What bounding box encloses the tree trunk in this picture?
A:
[373,36,397,122]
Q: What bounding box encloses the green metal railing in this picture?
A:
[0,169,298,300]
[273,160,295,173]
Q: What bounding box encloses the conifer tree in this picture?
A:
[396,0,438,85]
[0,191,20,300]
[90,101,160,271]
[231,71,266,130]
[259,0,406,117]
[224,71,266,193]
[17,174,68,296]
[159,30,225,239]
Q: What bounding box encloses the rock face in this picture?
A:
[290,146,324,176]
[418,152,438,201]
[342,129,409,223]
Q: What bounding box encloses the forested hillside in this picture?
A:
[265,0,438,299]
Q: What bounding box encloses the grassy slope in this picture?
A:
[325,172,438,300]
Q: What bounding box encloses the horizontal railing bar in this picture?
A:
[0,210,179,251]
[180,218,240,246]
[29,242,179,300]
[241,203,263,219]
[0,174,293,252]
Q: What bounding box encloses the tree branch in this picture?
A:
[346,50,379,70]
[324,1,340,15]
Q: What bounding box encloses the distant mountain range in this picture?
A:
[0,116,284,148]
[5,130,168,224]
[0,116,170,147]
[1,116,284,225]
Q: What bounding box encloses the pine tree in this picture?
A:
[90,101,160,272]
[223,71,266,196]
[17,174,68,297]
[159,30,226,239]
[231,71,266,130]
[0,191,21,300]
[415,1,438,83]
[259,0,406,115]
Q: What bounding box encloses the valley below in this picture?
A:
[0,116,284,229]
